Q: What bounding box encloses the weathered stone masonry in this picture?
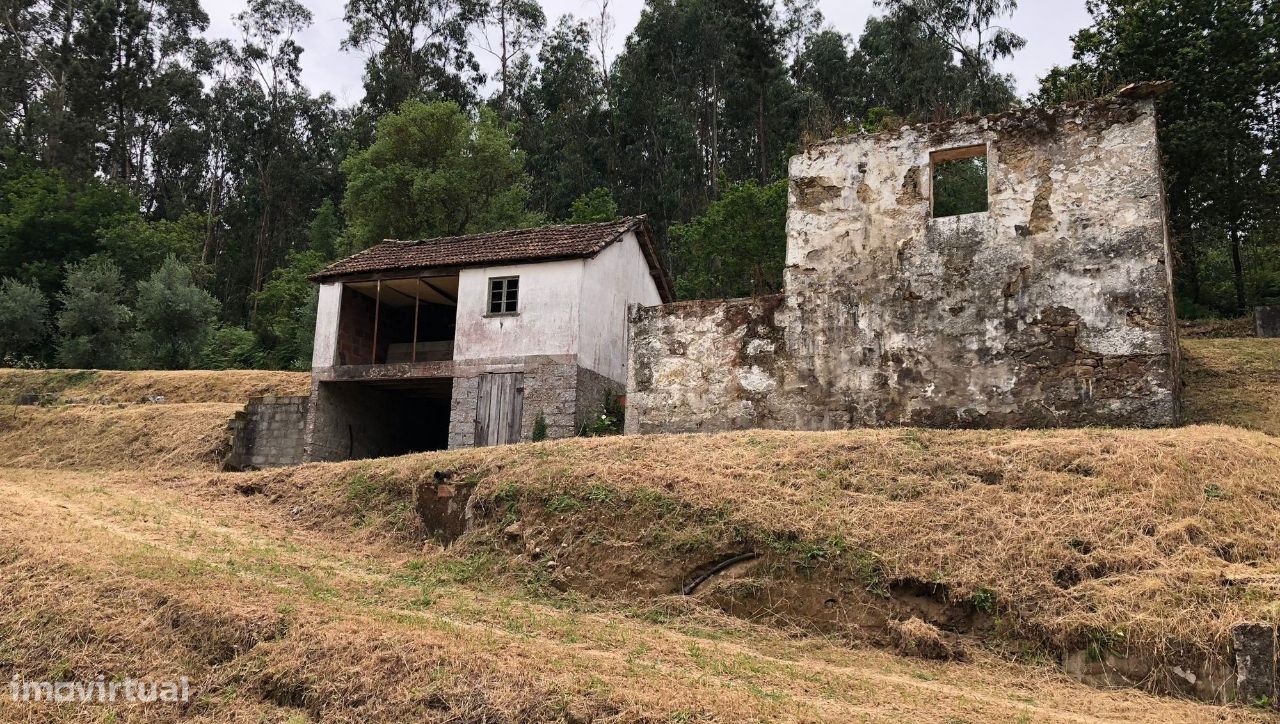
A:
[445,355,622,449]
[627,88,1181,433]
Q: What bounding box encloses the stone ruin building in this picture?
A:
[626,83,1182,434]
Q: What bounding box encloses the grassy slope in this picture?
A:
[0,466,1264,723]
[1183,338,1280,436]
[0,368,311,405]
[0,341,1277,721]
[0,368,310,471]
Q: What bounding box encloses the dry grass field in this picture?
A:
[0,342,1276,722]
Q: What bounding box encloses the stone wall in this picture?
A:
[224,395,309,470]
[576,365,623,433]
[626,296,786,434]
[445,354,611,448]
[1233,622,1279,707]
[628,89,1181,432]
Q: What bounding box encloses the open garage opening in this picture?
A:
[308,378,453,461]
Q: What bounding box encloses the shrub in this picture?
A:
[0,277,50,361]
[133,255,220,369]
[55,256,132,369]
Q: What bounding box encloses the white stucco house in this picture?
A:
[301,217,672,459]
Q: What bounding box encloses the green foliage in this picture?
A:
[342,100,540,249]
[0,278,51,362]
[252,250,327,369]
[932,156,989,218]
[0,167,137,293]
[971,587,997,614]
[55,257,133,369]
[567,187,618,224]
[546,494,583,514]
[874,0,1024,113]
[200,325,265,370]
[97,214,204,287]
[341,0,485,114]
[531,412,548,442]
[671,180,787,299]
[580,393,624,437]
[521,17,610,221]
[307,199,342,258]
[610,0,796,234]
[133,256,221,370]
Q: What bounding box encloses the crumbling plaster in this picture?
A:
[628,93,1181,433]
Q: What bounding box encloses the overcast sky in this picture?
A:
[203,0,1094,107]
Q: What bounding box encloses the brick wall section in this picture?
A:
[336,287,381,365]
[223,395,309,470]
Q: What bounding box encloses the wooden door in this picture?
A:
[475,372,524,446]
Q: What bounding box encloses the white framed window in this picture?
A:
[488,276,519,315]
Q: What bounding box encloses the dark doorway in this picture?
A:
[310,378,453,461]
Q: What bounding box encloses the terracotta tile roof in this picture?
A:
[311,216,673,301]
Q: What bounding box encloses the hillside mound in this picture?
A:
[0,403,242,470]
[0,368,310,471]
[0,339,1277,713]
[0,462,1270,722]
[0,368,310,405]
[207,424,1280,702]
[1183,338,1280,435]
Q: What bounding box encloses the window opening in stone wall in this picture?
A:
[931,145,989,218]
[488,276,519,314]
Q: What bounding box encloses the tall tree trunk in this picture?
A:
[757,89,767,182]
[1229,224,1247,313]
[709,67,720,198]
[202,154,226,265]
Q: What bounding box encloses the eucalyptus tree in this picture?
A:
[342,0,487,114]
[478,0,546,116]
[875,0,1024,113]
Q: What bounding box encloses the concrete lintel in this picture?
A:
[314,354,581,383]
[315,361,457,382]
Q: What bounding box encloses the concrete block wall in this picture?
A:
[224,395,309,470]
